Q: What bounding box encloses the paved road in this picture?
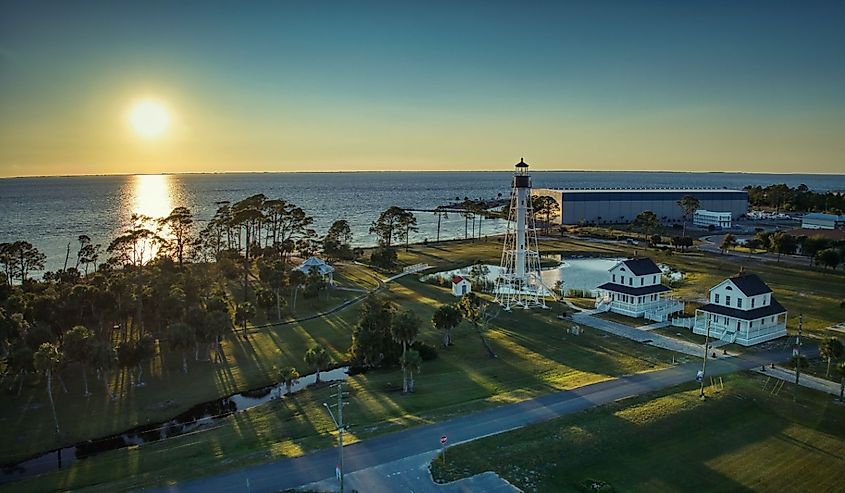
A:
[150,348,793,493]
[301,450,520,492]
[699,235,811,267]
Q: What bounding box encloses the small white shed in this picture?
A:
[451,275,471,297]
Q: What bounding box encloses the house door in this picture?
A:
[462,285,467,295]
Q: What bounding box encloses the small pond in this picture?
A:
[424,256,683,296]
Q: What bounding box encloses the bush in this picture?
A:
[370,246,398,269]
[578,479,615,492]
[565,288,595,298]
[412,341,438,361]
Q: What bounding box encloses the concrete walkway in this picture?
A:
[571,311,729,358]
[753,365,843,396]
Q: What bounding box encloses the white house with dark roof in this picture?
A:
[693,273,787,346]
[594,258,684,322]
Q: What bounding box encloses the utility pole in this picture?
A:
[794,313,803,402]
[699,316,711,399]
[323,383,348,493]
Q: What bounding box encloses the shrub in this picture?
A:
[578,479,615,492]
[370,246,398,269]
[412,341,439,361]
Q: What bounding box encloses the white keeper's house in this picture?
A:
[693,272,787,346]
[594,258,684,322]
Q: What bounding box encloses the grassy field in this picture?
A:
[431,372,845,492]
[593,311,648,327]
[0,258,674,492]
[417,235,845,337]
[2,236,844,491]
[0,263,378,464]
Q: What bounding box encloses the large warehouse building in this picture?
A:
[531,188,748,225]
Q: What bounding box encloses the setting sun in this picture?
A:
[128,99,170,138]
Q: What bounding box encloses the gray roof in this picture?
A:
[620,258,662,276]
[596,282,670,296]
[728,274,772,296]
[803,212,845,221]
[697,298,786,321]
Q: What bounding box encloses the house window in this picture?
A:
[621,276,625,285]
[737,298,743,308]
[629,278,633,286]
[751,298,755,308]
[737,321,741,330]
[613,274,616,282]
[726,295,731,306]
[714,293,720,303]
[640,278,644,286]
[653,275,657,283]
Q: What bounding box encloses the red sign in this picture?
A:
[440,435,447,445]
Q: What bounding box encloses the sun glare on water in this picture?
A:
[128,99,170,138]
[133,174,173,219]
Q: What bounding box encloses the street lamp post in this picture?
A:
[793,313,803,402]
[699,316,711,399]
[323,383,347,493]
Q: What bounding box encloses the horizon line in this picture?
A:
[3,168,845,180]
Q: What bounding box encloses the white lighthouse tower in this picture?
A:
[494,158,548,310]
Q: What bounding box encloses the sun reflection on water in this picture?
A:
[133,174,174,219]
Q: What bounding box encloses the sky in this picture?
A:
[1,0,844,177]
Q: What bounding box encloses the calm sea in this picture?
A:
[1,171,844,272]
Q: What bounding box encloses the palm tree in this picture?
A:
[33,342,62,433]
[289,269,307,313]
[62,325,95,397]
[304,345,330,383]
[720,234,738,254]
[677,195,700,238]
[391,310,421,393]
[205,310,231,363]
[276,366,301,396]
[167,322,196,374]
[235,301,256,337]
[90,340,117,400]
[401,349,422,392]
[820,337,843,377]
[134,335,156,387]
[432,304,462,348]
[632,211,660,241]
[433,208,448,243]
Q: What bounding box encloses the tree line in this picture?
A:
[0,192,361,435]
[744,184,845,213]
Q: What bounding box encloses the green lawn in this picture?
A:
[3,237,844,491]
[651,326,709,345]
[431,373,845,492]
[0,263,378,464]
[1,265,674,492]
[593,311,647,327]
